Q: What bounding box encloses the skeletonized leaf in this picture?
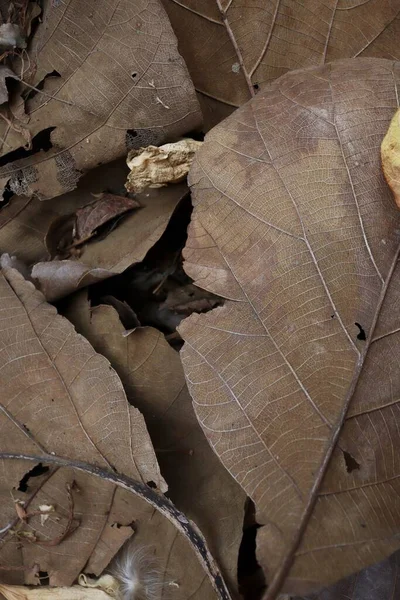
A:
[62,294,246,596]
[178,58,400,596]
[162,0,400,127]
[0,0,201,200]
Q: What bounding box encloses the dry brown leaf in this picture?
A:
[294,549,400,600]
[32,182,188,301]
[74,194,140,243]
[62,294,246,597]
[0,0,201,200]
[178,57,400,596]
[162,0,400,128]
[126,139,203,193]
[0,263,166,585]
[0,582,113,600]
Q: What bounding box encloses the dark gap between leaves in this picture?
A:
[18,463,49,492]
[0,126,55,168]
[238,499,266,600]
[342,450,360,473]
[355,322,366,341]
[146,480,157,489]
[38,570,49,586]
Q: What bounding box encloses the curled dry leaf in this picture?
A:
[126,139,203,193]
[0,263,166,585]
[62,294,246,596]
[0,0,201,200]
[178,58,400,596]
[162,0,400,128]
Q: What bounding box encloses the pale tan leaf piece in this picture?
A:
[178,58,400,596]
[0,264,166,585]
[62,294,246,597]
[0,582,112,600]
[32,182,188,301]
[126,139,203,193]
[381,108,400,208]
[0,0,201,200]
[162,0,400,127]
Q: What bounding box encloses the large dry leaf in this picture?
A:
[62,293,246,597]
[0,266,230,600]
[178,57,400,597]
[0,263,166,583]
[294,549,400,600]
[162,0,400,127]
[0,0,201,200]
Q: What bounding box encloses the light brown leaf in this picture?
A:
[0,583,112,600]
[162,0,400,128]
[62,294,246,597]
[381,108,400,208]
[0,264,165,585]
[0,0,201,200]
[178,57,400,596]
[32,182,188,301]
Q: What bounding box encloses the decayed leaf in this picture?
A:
[126,139,203,193]
[178,57,400,596]
[0,0,201,200]
[62,294,246,596]
[0,263,166,585]
[33,182,188,301]
[295,549,400,600]
[162,0,400,127]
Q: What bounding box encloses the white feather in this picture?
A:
[111,542,164,600]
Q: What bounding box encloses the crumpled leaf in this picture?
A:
[294,549,400,600]
[62,294,246,596]
[162,0,400,128]
[126,139,203,193]
[33,182,188,301]
[0,0,201,200]
[178,57,400,596]
[0,263,166,585]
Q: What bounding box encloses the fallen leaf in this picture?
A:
[33,182,189,301]
[0,66,18,105]
[126,139,203,193]
[0,0,201,200]
[294,549,400,600]
[62,294,246,596]
[74,194,140,246]
[178,58,400,596]
[0,583,112,599]
[162,0,400,128]
[0,263,166,585]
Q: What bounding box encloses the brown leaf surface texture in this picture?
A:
[162,0,400,127]
[178,58,400,596]
[0,264,166,584]
[62,293,246,596]
[0,0,201,200]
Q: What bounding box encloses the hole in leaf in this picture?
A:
[1,180,14,205]
[38,571,49,586]
[18,463,49,492]
[0,127,56,167]
[355,322,366,341]
[146,480,157,489]
[126,128,137,138]
[342,450,360,473]
[253,83,259,91]
[237,499,266,599]
[131,72,137,79]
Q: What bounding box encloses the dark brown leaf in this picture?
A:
[74,194,140,244]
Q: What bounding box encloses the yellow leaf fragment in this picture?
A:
[125,139,203,193]
[381,108,400,208]
[0,583,114,600]
[78,573,120,597]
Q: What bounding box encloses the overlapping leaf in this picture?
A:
[162,0,400,127]
[178,58,400,596]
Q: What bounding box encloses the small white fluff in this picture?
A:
[111,542,164,600]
